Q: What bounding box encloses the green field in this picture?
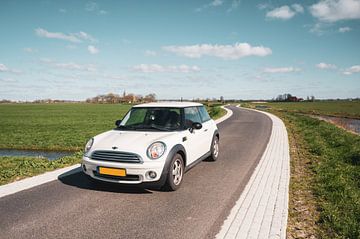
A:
[0,103,132,151]
[243,102,360,238]
[252,100,360,118]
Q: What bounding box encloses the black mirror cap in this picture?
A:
[115,120,122,127]
[192,122,202,130]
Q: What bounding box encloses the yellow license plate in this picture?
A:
[99,167,126,177]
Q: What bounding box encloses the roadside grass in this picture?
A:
[205,103,227,119]
[0,152,82,185]
[253,100,360,119]
[244,102,360,238]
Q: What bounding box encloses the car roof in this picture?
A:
[133,101,203,108]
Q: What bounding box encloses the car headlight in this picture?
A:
[147,142,166,159]
[84,138,94,154]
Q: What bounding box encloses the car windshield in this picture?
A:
[117,107,182,131]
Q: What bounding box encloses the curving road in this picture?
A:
[0,106,272,239]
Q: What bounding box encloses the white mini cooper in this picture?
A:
[82,102,220,191]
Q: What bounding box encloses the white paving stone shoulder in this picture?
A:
[216,107,290,239]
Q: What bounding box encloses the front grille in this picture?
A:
[90,150,142,163]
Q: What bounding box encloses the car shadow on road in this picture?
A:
[58,167,161,194]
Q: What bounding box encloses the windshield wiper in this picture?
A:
[115,125,137,130]
[134,125,171,131]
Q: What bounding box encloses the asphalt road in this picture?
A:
[0,106,272,239]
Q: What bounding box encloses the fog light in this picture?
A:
[146,171,157,179]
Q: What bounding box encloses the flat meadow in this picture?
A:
[263,100,360,118]
[0,103,132,151]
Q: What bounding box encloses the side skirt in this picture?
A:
[185,151,211,172]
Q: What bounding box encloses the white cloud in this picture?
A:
[310,0,360,22]
[343,65,360,75]
[35,28,97,44]
[0,78,16,83]
[292,3,304,13]
[211,0,223,6]
[339,26,352,32]
[132,64,200,73]
[88,45,99,54]
[228,0,241,11]
[85,2,98,11]
[266,6,296,19]
[55,62,97,72]
[23,47,37,53]
[0,63,21,74]
[316,62,337,69]
[263,67,301,73]
[163,43,272,60]
[0,64,9,72]
[196,0,224,12]
[266,4,304,20]
[75,31,97,42]
[40,59,97,72]
[35,28,81,43]
[85,1,107,15]
[145,50,157,56]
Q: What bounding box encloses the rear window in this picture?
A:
[198,106,211,122]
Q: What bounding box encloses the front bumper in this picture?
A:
[82,156,165,184]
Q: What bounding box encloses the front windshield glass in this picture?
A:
[118,107,182,131]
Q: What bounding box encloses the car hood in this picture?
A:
[91,129,178,154]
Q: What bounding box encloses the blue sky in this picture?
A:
[0,0,359,101]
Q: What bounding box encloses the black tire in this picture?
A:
[208,135,219,162]
[162,153,184,191]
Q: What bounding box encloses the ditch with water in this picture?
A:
[310,115,360,135]
[0,149,74,160]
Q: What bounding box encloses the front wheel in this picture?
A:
[208,136,219,161]
[162,153,184,191]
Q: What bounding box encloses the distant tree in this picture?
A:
[144,93,156,102]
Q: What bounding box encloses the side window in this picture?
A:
[184,107,202,128]
[198,106,211,122]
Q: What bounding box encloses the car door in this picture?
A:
[198,106,214,151]
[182,107,207,165]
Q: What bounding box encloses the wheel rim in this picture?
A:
[172,158,183,185]
[213,139,219,158]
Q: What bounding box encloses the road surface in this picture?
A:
[0,106,272,239]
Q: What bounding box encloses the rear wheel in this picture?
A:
[208,136,219,161]
[163,153,184,191]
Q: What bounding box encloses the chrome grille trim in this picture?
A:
[90,150,142,163]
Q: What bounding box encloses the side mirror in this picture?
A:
[190,122,202,132]
[115,120,122,127]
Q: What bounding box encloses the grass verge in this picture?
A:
[265,109,360,238]
[0,152,82,186]
[206,104,227,120]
